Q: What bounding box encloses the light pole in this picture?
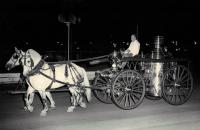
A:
[58,14,80,60]
[65,21,71,61]
[58,14,72,61]
[136,24,139,39]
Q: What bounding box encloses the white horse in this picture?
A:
[5,47,91,116]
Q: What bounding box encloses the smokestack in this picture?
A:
[149,36,165,97]
[151,36,165,59]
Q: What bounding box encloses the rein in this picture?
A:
[67,63,84,84]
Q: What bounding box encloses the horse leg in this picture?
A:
[78,93,86,108]
[76,88,86,108]
[46,92,56,110]
[24,86,35,112]
[84,87,92,102]
[81,68,92,102]
[67,87,79,112]
[38,91,49,116]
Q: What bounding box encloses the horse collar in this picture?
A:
[26,60,45,77]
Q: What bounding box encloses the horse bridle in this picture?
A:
[10,51,23,67]
[19,52,34,68]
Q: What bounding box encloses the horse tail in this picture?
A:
[81,68,91,102]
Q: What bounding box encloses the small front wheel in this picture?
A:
[93,69,113,104]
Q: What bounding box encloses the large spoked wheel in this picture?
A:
[162,65,193,105]
[111,70,145,110]
[93,69,113,104]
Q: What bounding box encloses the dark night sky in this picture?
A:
[0,0,199,51]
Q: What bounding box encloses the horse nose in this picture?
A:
[5,64,11,71]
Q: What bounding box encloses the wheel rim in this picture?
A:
[162,65,193,105]
[93,69,113,104]
[111,70,145,110]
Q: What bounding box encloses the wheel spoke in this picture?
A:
[174,88,178,104]
[117,78,126,87]
[164,83,175,87]
[131,93,140,100]
[181,78,190,84]
[127,94,132,107]
[178,94,183,103]
[121,74,127,86]
[165,74,175,82]
[168,72,175,80]
[130,93,137,104]
[131,79,142,87]
[129,74,135,84]
[124,94,129,107]
[132,89,143,94]
[178,67,185,80]
[114,84,125,91]
[116,93,126,105]
[180,73,188,82]
[132,85,143,90]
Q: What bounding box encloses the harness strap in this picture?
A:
[68,64,76,85]
[26,64,56,90]
[38,71,79,87]
[25,60,85,90]
[27,68,89,91]
[27,60,45,76]
[46,65,55,90]
[68,63,84,84]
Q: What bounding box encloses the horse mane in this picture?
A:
[27,49,42,67]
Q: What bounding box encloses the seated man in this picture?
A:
[124,34,140,57]
[121,34,141,68]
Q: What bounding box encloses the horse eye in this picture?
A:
[13,54,19,59]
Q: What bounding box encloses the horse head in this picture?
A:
[5,47,25,71]
[20,49,42,76]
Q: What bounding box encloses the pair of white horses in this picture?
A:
[5,47,92,116]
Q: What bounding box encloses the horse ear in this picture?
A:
[15,47,20,53]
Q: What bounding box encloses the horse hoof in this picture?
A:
[49,106,56,111]
[24,106,28,111]
[79,102,86,108]
[28,106,34,112]
[24,106,34,112]
[66,106,75,112]
[40,111,47,116]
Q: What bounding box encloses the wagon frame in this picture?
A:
[93,56,193,110]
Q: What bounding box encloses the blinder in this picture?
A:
[10,52,22,66]
[13,53,19,59]
[20,54,34,68]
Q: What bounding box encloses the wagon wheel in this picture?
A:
[93,69,113,104]
[162,65,193,105]
[111,70,145,110]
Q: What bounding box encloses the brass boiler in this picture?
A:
[147,36,165,97]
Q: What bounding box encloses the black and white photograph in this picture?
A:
[0,0,200,130]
